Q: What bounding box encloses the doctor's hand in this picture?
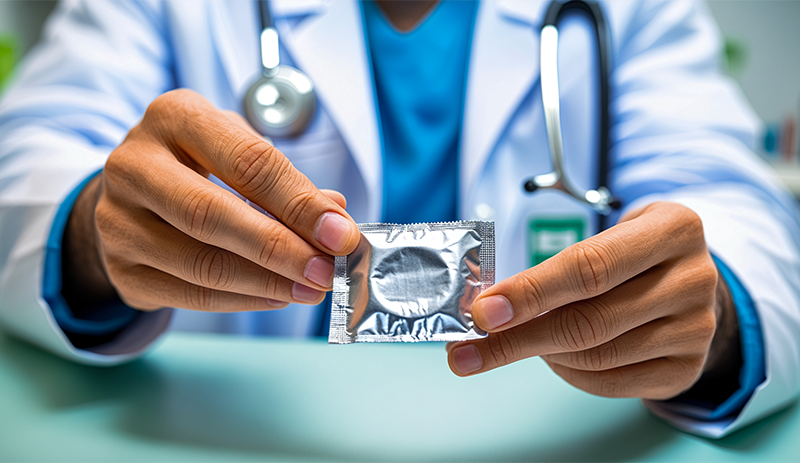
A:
[448,202,739,401]
[62,89,360,315]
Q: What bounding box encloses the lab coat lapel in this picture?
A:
[211,0,381,220]
[277,0,382,221]
[209,0,260,99]
[209,0,336,98]
[460,0,547,210]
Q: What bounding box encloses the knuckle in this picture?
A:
[103,148,140,190]
[94,198,130,250]
[93,198,116,237]
[229,138,280,196]
[103,259,127,291]
[257,230,288,269]
[657,356,705,399]
[118,292,145,310]
[185,284,217,312]
[187,246,237,290]
[551,302,608,351]
[486,331,523,366]
[113,266,159,310]
[571,339,619,371]
[664,312,714,356]
[597,369,628,397]
[142,89,205,146]
[178,188,224,242]
[281,190,316,228]
[567,350,597,371]
[122,123,147,144]
[517,271,548,317]
[146,89,194,120]
[680,258,719,313]
[144,93,170,120]
[695,309,717,345]
[678,206,705,238]
[667,204,707,248]
[262,271,282,298]
[682,355,706,387]
[144,90,180,124]
[119,290,159,312]
[570,242,613,296]
[103,150,125,181]
[697,257,719,295]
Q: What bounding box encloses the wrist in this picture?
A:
[707,266,740,374]
[61,173,120,318]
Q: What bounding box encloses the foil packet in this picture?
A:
[329,221,495,344]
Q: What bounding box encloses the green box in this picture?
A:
[528,217,586,266]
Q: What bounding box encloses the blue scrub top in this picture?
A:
[363,0,477,224]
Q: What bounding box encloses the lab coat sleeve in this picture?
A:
[606,0,800,437]
[0,0,175,365]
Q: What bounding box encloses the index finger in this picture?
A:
[143,89,359,255]
[472,203,705,331]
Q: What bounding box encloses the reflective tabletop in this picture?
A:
[0,331,798,462]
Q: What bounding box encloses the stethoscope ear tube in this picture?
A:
[523,0,621,225]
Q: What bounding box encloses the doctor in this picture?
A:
[0,0,798,439]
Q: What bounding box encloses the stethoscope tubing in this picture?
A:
[523,0,621,227]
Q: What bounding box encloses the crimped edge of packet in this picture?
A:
[329,254,351,344]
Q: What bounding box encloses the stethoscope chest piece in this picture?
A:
[244,66,316,139]
[245,0,317,139]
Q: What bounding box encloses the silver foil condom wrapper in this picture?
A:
[329,221,495,344]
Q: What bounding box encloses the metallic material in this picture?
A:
[329,221,494,344]
[243,66,316,138]
[522,1,621,220]
[532,25,614,214]
[244,0,317,139]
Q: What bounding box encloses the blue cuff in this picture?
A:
[43,169,138,336]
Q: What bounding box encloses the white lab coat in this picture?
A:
[0,0,798,438]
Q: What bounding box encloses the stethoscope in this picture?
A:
[522,0,621,220]
[243,0,316,138]
[243,0,621,218]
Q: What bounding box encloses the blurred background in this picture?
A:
[1,0,799,193]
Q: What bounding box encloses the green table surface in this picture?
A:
[0,331,798,462]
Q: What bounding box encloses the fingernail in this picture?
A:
[265,298,286,308]
[304,256,334,287]
[452,345,483,374]
[292,282,324,304]
[314,212,354,253]
[477,296,514,330]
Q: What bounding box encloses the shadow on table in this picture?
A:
[0,333,340,462]
[2,333,794,462]
[528,403,798,462]
[506,412,677,462]
[0,332,162,409]
[712,401,798,450]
